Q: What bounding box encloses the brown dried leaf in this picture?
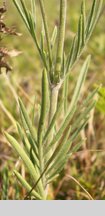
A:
[0,2,6,14]
[0,48,22,58]
[0,60,12,73]
[8,49,22,57]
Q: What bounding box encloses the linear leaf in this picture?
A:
[72,101,96,132]
[5,132,44,197]
[65,0,103,76]
[69,55,91,111]
[38,69,49,175]
[19,98,37,142]
[47,156,68,180]
[38,69,49,143]
[86,0,97,36]
[81,0,86,45]
[43,98,64,142]
[14,170,42,200]
[76,15,83,57]
[46,127,71,175]
[17,122,39,168]
[45,126,71,173]
[45,106,76,154]
[13,0,30,29]
[51,26,57,49]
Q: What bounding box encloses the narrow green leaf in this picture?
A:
[62,76,69,114]
[46,126,71,174]
[38,69,49,141]
[5,132,44,197]
[45,106,76,154]
[31,96,36,125]
[69,55,91,111]
[47,174,59,184]
[86,0,97,36]
[40,30,45,53]
[72,101,95,132]
[17,122,39,168]
[65,0,103,76]
[17,122,24,142]
[13,0,30,29]
[65,35,77,73]
[2,167,9,200]
[19,98,37,142]
[51,26,57,49]
[86,0,103,37]
[14,170,42,200]
[20,0,30,24]
[76,15,83,57]
[81,0,86,45]
[70,117,89,143]
[88,0,103,37]
[43,98,64,143]
[69,140,84,155]
[31,0,36,25]
[83,87,99,106]
[38,69,49,175]
[47,157,68,181]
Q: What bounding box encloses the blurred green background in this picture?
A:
[0,0,105,200]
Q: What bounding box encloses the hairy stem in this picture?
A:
[47,82,62,147]
[54,0,67,83]
[45,83,61,198]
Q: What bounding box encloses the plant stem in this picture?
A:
[38,0,52,68]
[54,0,67,83]
[49,85,60,124]
[47,82,62,146]
[45,83,61,199]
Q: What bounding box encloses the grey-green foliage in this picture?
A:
[5,57,98,200]
[13,0,103,84]
[5,0,103,200]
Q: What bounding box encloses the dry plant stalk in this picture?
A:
[0,0,21,73]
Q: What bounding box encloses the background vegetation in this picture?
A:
[0,0,105,200]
